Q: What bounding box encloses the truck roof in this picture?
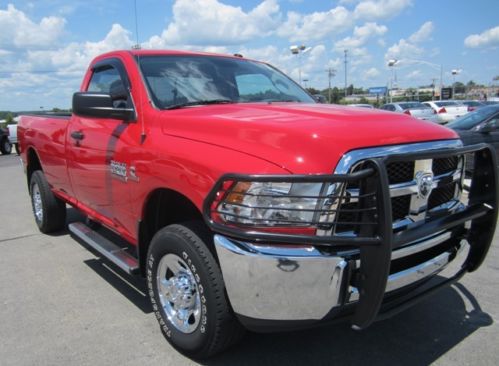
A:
[95,49,249,61]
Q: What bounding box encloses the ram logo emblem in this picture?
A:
[415,171,434,200]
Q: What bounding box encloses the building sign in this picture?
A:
[368,87,388,95]
[441,87,453,100]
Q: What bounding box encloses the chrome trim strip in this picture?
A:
[391,231,452,260]
[345,168,463,199]
[334,140,463,174]
[349,242,467,302]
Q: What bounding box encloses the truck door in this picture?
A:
[67,58,136,237]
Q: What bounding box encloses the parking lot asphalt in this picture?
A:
[1,153,499,366]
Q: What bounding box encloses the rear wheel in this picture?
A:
[147,222,244,359]
[0,138,11,155]
[30,170,66,233]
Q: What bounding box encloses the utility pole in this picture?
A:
[344,50,348,97]
[326,67,336,104]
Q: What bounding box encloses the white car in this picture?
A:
[7,124,19,154]
[422,101,468,124]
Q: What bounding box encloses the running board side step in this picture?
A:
[68,222,139,275]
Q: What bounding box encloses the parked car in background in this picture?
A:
[422,101,468,124]
[447,104,499,172]
[459,100,485,112]
[7,124,18,154]
[347,103,374,109]
[0,127,12,155]
[380,102,437,121]
[313,94,327,103]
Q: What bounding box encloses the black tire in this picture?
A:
[0,137,12,155]
[147,222,244,359]
[30,170,67,233]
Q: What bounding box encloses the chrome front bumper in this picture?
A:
[214,232,468,322]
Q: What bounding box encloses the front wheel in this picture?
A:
[0,138,11,155]
[147,222,244,359]
[30,170,67,233]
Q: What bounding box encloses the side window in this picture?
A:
[88,67,122,93]
[88,66,129,108]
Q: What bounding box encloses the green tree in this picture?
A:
[5,113,14,124]
[453,82,466,94]
[306,87,320,95]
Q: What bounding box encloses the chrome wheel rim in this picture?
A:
[156,254,201,334]
[32,183,43,223]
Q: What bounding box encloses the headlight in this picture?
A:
[218,181,325,227]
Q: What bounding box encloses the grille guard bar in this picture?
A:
[202,143,498,329]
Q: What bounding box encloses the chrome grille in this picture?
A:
[391,195,411,221]
[334,142,465,234]
[386,161,414,184]
[428,182,458,210]
[432,156,459,176]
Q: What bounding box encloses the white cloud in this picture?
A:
[464,26,499,48]
[277,6,353,42]
[406,70,422,80]
[26,24,133,75]
[385,39,423,60]
[0,4,66,49]
[146,0,280,47]
[409,21,434,43]
[354,0,412,20]
[335,22,387,49]
[385,21,435,61]
[363,67,380,79]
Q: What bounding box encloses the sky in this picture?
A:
[0,0,498,111]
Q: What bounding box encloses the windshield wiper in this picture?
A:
[164,99,234,110]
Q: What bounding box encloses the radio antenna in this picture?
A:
[133,0,141,50]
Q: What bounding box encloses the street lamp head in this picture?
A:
[451,69,461,75]
[290,45,299,54]
[387,59,399,67]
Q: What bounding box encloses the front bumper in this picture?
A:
[215,232,467,328]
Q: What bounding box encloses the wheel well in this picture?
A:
[27,148,42,187]
[138,188,211,275]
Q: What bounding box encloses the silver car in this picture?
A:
[380,102,438,122]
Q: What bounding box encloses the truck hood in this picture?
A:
[160,103,458,174]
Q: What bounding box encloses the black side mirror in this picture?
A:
[72,92,136,121]
[478,123,496,134]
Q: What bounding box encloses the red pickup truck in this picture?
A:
[19,50,498,359]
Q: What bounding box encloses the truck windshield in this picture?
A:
[137,55,315,109]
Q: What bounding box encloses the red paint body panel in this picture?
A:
[18,50,460,246]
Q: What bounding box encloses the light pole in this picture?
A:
[387,59,399,103]
[388,58,444,101]
[290,45,311,85]
[451,69,461,99]
[344,50,348,97]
